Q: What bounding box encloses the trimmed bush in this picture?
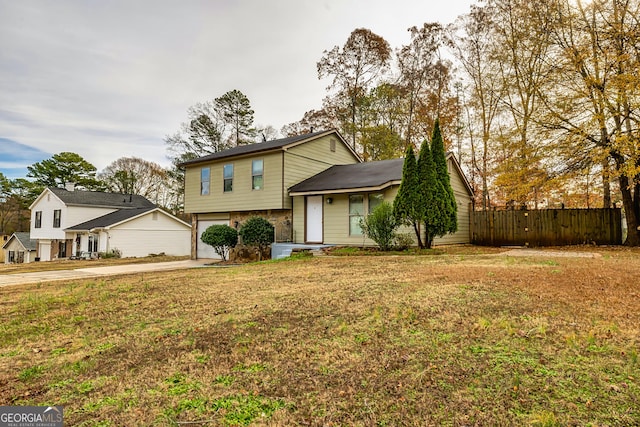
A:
[360,201,399,251]
[201,224,238,261]
[239,217,274,259]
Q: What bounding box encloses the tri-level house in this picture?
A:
[181,129,474,259]
[181,130,360,258]
[29,184,191,260]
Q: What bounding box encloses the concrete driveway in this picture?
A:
[0,259,212,287]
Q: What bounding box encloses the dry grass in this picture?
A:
[1,247,639,426]
[0,255,189,274]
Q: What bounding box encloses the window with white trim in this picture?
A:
[252,159,263,190]
[349,195,364,236]
[53,209,61,228]
[223,164,233,192]
[201,167,210,195]
[368,193,384,214]
[88,234,99,253]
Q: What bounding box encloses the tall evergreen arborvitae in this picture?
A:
[430,118,458,234]
[393,145,424,248]
[417,138,445,248]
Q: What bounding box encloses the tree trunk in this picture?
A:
[413,222,424,249]
[424,231,433,249]
[619,174,640,246]
[634,181,640,226]
[602,158,611,208]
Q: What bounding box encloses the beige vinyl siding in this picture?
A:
[433,158,472,245]
[322,191,399,246]
[197,213,230,221]
[321,188,416,246]
[299,174,471,246]
[292,196,306,243]
[184,152,284,213]
[283,135,360,209]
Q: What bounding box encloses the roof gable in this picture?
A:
[289,158,404,195]
[179,129,359,166]
[2,232,37,251]
[31,187,156,210]
[65,207,155,231]
[289,153,474,196]
[65,207,190,231]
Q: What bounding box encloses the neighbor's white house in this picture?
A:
[28,184,191,260]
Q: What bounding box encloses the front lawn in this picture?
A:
[0,254,189,274]
[0,248,638,425]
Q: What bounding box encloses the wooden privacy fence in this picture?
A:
[471,208,622,247]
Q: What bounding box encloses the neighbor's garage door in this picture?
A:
[197,220,229,259]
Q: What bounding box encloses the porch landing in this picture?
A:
[271,243,333,259]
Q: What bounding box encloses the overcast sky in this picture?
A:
[0,0,474,179]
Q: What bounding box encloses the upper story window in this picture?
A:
[330,138,336,152]
[252,159,263,190]
[349,195,364,236]
[53,209,61,228]
[368,193,384,214]
[200,167,210,195]
[223,164,233,192]
[35,211,42,229]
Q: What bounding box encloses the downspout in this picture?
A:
[282,151,286,209]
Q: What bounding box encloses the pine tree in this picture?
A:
[430,118,458,234]
[417,139,445,248]
[393,145,424,248]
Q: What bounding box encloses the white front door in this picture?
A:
[306,196,323,243]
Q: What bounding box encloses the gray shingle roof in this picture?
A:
[49,187,156,209]
[65,207,156,231]
[289,158,404,194]
[178,130,337,166]
[2,232,37,251]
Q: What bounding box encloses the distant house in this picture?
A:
[29,184,191,260]
[0,235,8,263]
[3,232,37,264]
[181,129,473,259]
[66,207,191,258]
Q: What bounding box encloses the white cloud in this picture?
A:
[0,0,474,174]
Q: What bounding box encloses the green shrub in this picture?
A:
[100,248,122,259]
[360,202,399,251]
[393,233,415,250]
[201,224,238,261]
[239,217,274,253]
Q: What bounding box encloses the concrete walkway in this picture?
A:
[0,259,211,287]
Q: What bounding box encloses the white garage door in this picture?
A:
[197,220,230,259]
[38,241,51,261]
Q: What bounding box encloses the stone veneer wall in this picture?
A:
[230,210,292,243]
